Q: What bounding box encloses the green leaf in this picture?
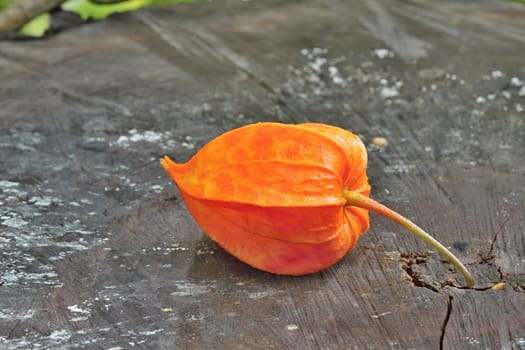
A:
[0,0,16,11]
[60,0,209,21]
[19,12,50,37]
[61,0,153,20]
[151,0,208,5]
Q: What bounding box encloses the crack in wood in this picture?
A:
[400,252,442,293]
[487,207,520,258]
[490,261,525,294]
[431,175,454,204]
[398,253,459,349]
[402,264,441,293]
[439,295,453,350]
[398,251,525,293]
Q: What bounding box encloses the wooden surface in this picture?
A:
[1,0,525,349]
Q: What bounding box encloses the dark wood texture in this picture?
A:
[1,1,524,349]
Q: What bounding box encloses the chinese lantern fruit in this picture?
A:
[161,122,473,287]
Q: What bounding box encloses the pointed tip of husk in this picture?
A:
[160,155,173,167]
[160,155,186,182]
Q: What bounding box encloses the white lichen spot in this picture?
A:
[510,77,524,86]
[128,129,163,143]
[513,338,525,347]
[0,180,19,190]
[308,57,327,73]
[166,243,189,251]
[84,136,106,143]
[181,135,195,149]
[286,324,299,331]
[187,314,205,322]
[373,48,392,59]
[0,308,35,320]
[371,311,392,318]
[332,76,345,85]
[502,91,512,99]
[139,329,164,336]
[48,329,71,343]
[307,73,321,83]
[384,162,416,174]
[150,184,163,193]
[247,291,272,299]
[328,66,345,86]
[70,316,89,322]
[67,304,91,314]
[380,87,399,98]
[170,281,214,297]
[28,196,54,207]
[311,47,328,56]
[475,96,486,104]
[491,70,504,79]
[80,198,93,205]
[3,271,59,285]
[518,86,525,97]
[1,215,28,228]
[466,337,480,345]
[196,247,215,255]
[114,129,173,149]
[516,104,524,113]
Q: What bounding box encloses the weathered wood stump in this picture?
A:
[1,1,524,348]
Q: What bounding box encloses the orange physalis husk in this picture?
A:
[161,122,474,287]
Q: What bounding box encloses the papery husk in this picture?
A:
[162,122,370,275]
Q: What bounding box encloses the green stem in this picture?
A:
[342,190,474,288]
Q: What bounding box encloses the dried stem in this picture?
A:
[342,190,474,288]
